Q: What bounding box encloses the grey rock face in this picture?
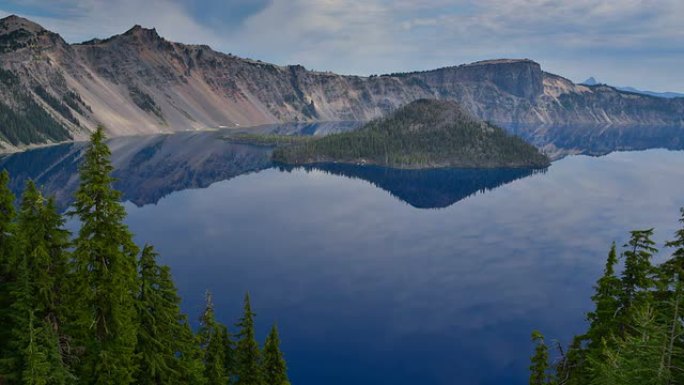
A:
[0,15,682,152]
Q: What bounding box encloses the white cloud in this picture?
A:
[217,0,684,90]
[1,0,223,47]
[1,0,683,91]
[221,0,404,72]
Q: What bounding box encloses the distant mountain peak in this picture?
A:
[0,14,64,52]
[582,77,599,86]
[0,14,46,35]
[123,24,161,40]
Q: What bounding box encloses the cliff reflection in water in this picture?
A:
[2,122,683,211]
[506,124,684,159]
[0,131,272,209]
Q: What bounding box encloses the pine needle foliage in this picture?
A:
[0,128,291,385]
[533,209,684,385]
[263,324,290,385]
[235,293,264,385]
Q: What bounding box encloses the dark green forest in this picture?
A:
[0,127,290,385]
[273,99,550,169]
[0,69,71,146]
[530,209,684,385]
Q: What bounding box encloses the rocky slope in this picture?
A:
[0,15,682,152]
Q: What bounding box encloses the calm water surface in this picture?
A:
[2,125,684,385]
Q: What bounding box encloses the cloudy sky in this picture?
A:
[1,0,682,92]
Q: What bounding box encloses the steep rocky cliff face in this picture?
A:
[0,15,682,152]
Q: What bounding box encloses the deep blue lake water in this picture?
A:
[2,124,684,385]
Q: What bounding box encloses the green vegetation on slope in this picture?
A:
[0,127,289,385]
[0,69,71,146]
[530,208,684,385]
[273,99,550,169]
[129,85,164,121]
[33,85,80,126]
[223,132,312,146]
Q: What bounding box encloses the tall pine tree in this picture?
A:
[2,181,72,385]
[135,244,189,384]
[588,304,681,385]
[235,293,263,385]
[0,170,16,266]
[529,330,553,385]
[178,323,207,385]
[0,169,15,269]
[586,243,622,351]
[177,322,208,385]
[66,126,140,385]
[199,291,229,385]
[619,229,658,318]
[662,208,684,284]
[0,169,17,371]
[262,324,289,385]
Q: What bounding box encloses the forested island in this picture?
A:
[272,99,551,169]
[530,208,684,385]
[0,127,290,385]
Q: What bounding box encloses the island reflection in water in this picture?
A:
[1,123,684,385]
[279,164,544,209]
[1,124,552,210]
[1,123,683,210]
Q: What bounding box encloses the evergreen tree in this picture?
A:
[620,229,658,317]
[588,305,680,385]
[0,143,291,385]
[199,291,229,385]
[177,322,208,385]
[554,337,585,385]
[555,244,624,385]
[2,182,72,385]
[262,324,289,385]
[17,183,70,337]
[0,169,17,370]
[661,281,684,385]
[235,293,263,385]
[220,322,235,382]
[66,126,140,385]
[531,209,684,385]
[21,311,53,385]
[586,243,622,351]
[529,331,553,385]
[160,263,208,385]
[662,208,684,284]
[0,169,14,268]
[135,244,193,385]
